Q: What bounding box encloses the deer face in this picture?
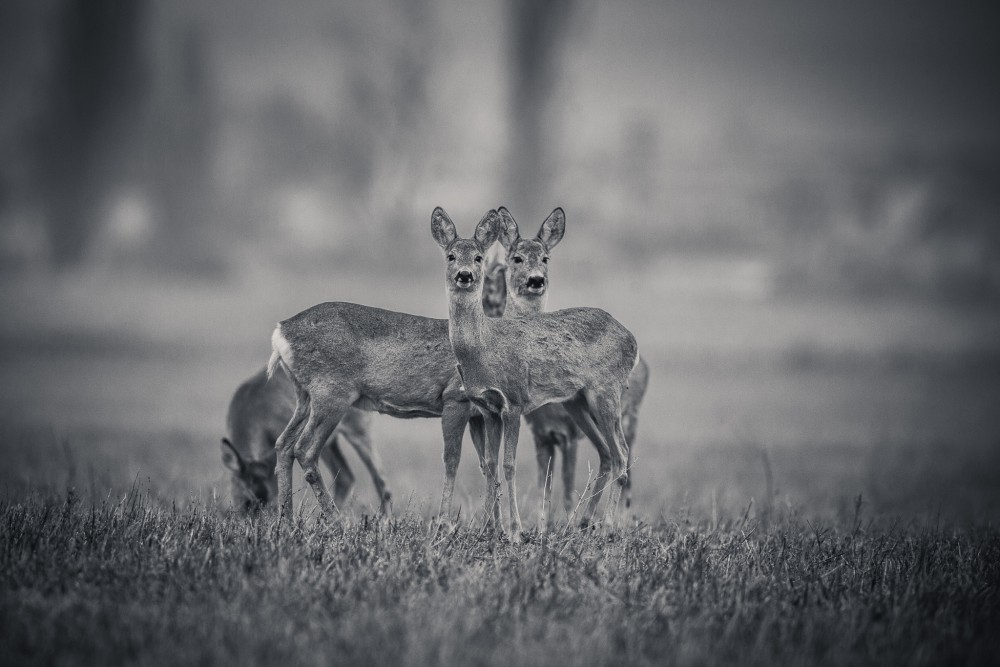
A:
[496,207,564,302]
[431,207,500,295]
[221,438,278,512]
[506,237,550,297]
[446,238,487,292]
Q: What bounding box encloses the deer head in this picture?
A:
[497,207,564,302]
[431,207,500,298]
[221,437,278,511]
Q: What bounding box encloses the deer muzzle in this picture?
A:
[525,275,546,292]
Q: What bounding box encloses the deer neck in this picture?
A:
[447,289,490,361]
[504,291,546,318]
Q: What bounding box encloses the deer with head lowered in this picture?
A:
[432,208,638,537]
[220,366,389,513]
[482,207,651,525]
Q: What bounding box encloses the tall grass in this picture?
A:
[2,490,997,666]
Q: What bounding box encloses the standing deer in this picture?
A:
[221,366,390,513]
[484,207,651,519]
[267,213,510,521]
[432,208,638,537]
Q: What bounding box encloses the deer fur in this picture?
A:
[221,366,388,512]
[432,208,638,537]
[488,207,651,517]
[267,296,486,521]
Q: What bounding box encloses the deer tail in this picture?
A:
[267,324,291,380]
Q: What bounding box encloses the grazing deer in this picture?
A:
[432,208,638,537]
[221,366,389,513]
[487,207,651,517]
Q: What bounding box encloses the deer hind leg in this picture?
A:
[561,433,578,517]
[562,395,612,528]
[588,390,629,531]
[439,400,471,520]
[501,407,524,539]
[335,410,390,514]
[319,437,355,508]
[534,435,556,531]
[275,387,310,520]
[295,398,352,517]
[621,390,641,508]
[348,425,392,515]
[621,408,638,508]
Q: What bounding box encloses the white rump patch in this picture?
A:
[268,325,294,379]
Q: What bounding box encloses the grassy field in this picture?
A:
[1,491,998,666]
[1,267,1000,664]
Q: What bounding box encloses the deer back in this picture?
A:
[469,307,638,411]
[276,302,458,416]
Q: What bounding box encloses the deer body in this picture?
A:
[221,366,387,512]
[275,303,457,418]
[487,207,651,514]
[433,208,638,536]
[451,307,636,414]
[269,302,475,519]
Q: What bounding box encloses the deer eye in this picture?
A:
[447,254,455,262]
[512,256,523,264]
[475,255,483,263]
[542,256,549,264]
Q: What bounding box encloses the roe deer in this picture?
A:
[432,208,638,537]
[221,366,389,513]
[489,207,651,516]
[479,207,581,526]
[267,214,507,520]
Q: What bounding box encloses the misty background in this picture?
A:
[1,0,999,521]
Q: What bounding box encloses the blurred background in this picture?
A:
[1,0,999,522]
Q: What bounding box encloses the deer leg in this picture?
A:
[501,407,524,540]
[468,412,488,474]
[439,401,470,520]
[480,411,504,533]
[295,406,347,517]
[589,392,629,531]
[349,427,392,515]
[562,396,612,528]
[621,400,640,509]
[534,436,555,531]
[274,389,310,520]
[561,433,578,517]
[319,436,355,508]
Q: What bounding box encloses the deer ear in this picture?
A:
[536,207,565,250]
[431,207,457,249]
[473,209,500,250]
[220,438,244,472]
[497,207,520,250]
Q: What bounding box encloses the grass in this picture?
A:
[2,271,1000,664]
[1,490,998,666]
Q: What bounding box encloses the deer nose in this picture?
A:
[456,270,474,285]
[526,275,546,289]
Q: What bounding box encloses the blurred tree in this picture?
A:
[36,0,149,266]
[505,0,577,217]
[143,22,219,273]
[329,0,435,265]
